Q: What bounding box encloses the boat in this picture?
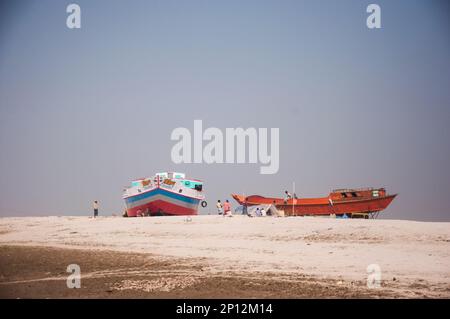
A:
[123,172,206,217]
[231,188,397,218]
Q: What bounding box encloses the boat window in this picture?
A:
[179,189,183,193]
[341,193,347,198]
[351,192,358,197]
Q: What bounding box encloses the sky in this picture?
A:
[0,0,449,221]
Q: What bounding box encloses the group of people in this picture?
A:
[216,199,232,216]
[216,200,268,217]
[242,206,266,217]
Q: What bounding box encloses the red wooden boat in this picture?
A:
[231,188,397,218]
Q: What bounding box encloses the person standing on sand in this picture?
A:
[223,200,231,216]
[216,200,223,215]
[93,200,99,218]
[242,202,248,215]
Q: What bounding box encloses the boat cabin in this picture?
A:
[155,172,203,192]
[329,188,386,201]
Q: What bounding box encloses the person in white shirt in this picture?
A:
[216,200,223,215]
[284,190,292,204]
[93,200,99,218]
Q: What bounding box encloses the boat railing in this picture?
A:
[332,187,379,193]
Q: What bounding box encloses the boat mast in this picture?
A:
[292,181,295,215]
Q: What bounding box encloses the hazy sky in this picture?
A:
[1,0,449,221]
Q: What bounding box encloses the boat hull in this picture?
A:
[124,187,201,217]
[231,193,397,217]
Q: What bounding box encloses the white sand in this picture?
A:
[1,215,449,292]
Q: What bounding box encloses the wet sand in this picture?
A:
[0,245,434,299]
[0,215,449,298]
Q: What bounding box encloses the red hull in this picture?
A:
[127,199,197,217]
[124,186,201,217]
[232,188,397,217]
